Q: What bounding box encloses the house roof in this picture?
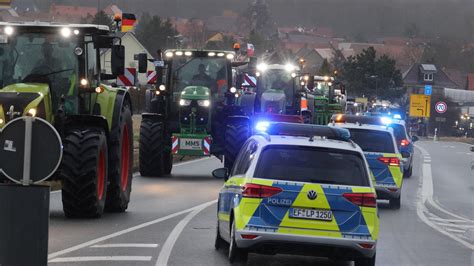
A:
[12,0,38,12]
[50,4,98,18]
[403,63,459,89]
[314,48,334,60]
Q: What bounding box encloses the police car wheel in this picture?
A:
[215,220,225,250]
[390,196,401,209]
[228,220,248,264]
[354,253,376,266]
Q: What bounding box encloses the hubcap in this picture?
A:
[120,125,130,192]
[97,149,106,200]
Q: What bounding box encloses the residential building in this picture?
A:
[403,63,460,95]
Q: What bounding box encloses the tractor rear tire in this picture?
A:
[105,104,133,212]
[139,118,165,177]
[162,129,173,175]
[61,129,108,218]
[224,122,250,170]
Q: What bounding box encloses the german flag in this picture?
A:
[121,13,137,32]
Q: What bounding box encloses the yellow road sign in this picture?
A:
[409,94,431,118]
[0,0,11,8]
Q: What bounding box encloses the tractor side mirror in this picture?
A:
[470,146,474,152]
[212,168,230,180]
[111,45,125,77]
[137,53,148,73]
[412,135,419,142]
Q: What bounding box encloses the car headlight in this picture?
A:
[179,99,192,106]
[197,100,210,107]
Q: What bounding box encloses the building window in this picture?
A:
[424,73,433,81]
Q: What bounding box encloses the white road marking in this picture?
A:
[90,243,159,248]
[156,200,217,266]
[444,228,466,234]
[415,144,474,250]
[430,217,474,224]
[433,223,474,229]
[48,200,217,260]
[49,256,152,262]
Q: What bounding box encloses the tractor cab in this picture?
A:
[0,22,125,128]
[304,75,346,124]
[254,63,303,116]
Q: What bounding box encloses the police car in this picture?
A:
[389,118,418,178]
[331,115,406,209]
[213,123,379,265]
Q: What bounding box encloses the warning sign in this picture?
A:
[409,94,431,118]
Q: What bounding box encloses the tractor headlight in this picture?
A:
[27,108,37,117]
[179,99,191,106]
[4,26,14,36]
[159,84,166,91]
[229,87,237,93]
[257,63,268,72]
[197,100,210,107]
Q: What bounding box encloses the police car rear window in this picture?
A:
[348,129,395,153]
[254,146,369,187]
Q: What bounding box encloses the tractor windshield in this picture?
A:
[0,32,78,95]
[258,69,295,106]
[171,57,229,100]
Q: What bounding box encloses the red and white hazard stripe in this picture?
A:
[172,136,179,154]
[147,71,157,84]
[203,137,212,155]
[242,73,257,87]
[117,68,136,87]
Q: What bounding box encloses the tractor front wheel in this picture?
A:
[224,122,250,170]
[61,129,108,218]
[105,104,133,212]
[139,118,165,177]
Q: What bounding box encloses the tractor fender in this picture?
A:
[64,115,110,138]
[226,115,250,127]
[111,89,133,133]
[141,113,165,122]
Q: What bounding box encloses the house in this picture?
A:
[101,32,155,86]
[403,63,460,95]
[50,4,98,22]
[467,73,474,91]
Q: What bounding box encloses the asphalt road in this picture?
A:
[46,141,473,266]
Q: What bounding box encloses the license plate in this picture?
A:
[289,208,333,221]
[180,138,202,150]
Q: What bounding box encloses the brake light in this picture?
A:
[343,193,377,207]
[242,183,283,198]
[400,139,410,146]
[241,234,259,239]
[358,243,375,249]
[378,157,400,166]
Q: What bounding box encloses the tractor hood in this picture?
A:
[180,86,210,101]
[261,89,286,114]
[0,83,51,127]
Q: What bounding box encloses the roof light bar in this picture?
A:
[264,122,351,142]
[331,114,389,126]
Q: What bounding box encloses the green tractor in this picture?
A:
[305,75,346,125]
[0,22,134,218]
[139,49,257,174]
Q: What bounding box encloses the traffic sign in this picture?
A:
[409,94,431,118]
[424,85,432,96]
[435,101,447,114]
[0,117,62,185]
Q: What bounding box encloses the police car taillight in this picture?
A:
[377,157,400,166]
[242,183,282,198]
[401,139,410,146]
[343,193,377,207]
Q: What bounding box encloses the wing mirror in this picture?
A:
[412,135,419,142]
[401,151,411,158]
[470,146,474,152]
[111,45,125,77]
[212,168,230,180]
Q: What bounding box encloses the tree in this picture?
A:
[318,59,332,76]
[331,49,346,73]
[92,10,113,29]
[205,35,236,50]
[404,22,419,38]
[341,47,403,102]
[135,13,179,52]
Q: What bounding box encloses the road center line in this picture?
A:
[90,243,159,248]
[48,200,216,260]
[49,256,152,262]
[156,200,217,266]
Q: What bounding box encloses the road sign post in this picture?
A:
[0,117,62,266]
